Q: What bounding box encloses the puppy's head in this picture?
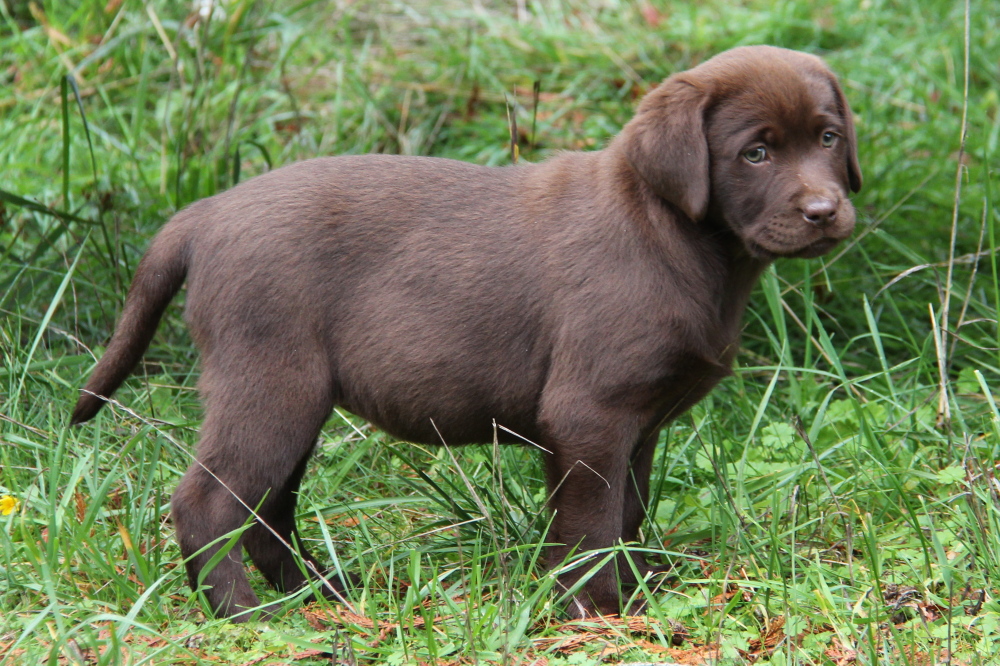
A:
[622,45,862,260]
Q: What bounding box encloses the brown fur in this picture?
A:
[72,46,861,621]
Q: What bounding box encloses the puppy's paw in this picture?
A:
[302,568,360,604]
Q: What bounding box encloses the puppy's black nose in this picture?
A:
[802,198,839,227]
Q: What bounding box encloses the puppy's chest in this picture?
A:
[639,324,742,419]
[668,337,736,386]
[648,271,757,399]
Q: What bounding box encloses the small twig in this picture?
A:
[930,303,951,426]
[224,47,253,186]
[0,413,53,440]
[530,79,541,153]
[505,92,519,164]
[950,200,989,361]
[495,423,552,453]
[873,248,994,300]
[937,0,972,426]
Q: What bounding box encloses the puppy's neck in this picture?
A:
[596,146,769,342]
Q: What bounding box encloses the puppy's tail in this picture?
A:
[71,215,193,425]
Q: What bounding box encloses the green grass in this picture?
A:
[2,0,999,663]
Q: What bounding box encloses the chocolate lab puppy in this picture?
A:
[72,45,861,620]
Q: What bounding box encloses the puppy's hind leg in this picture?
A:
[241,445,354,607]
[171,351,334,622]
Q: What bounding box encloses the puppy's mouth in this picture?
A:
[790,236,841,258]
[744,235,842,261]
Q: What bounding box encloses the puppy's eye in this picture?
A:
[821,131,837,147]
[743,147,767,163]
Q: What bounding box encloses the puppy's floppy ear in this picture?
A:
[622,77,710,221]
[827,72,863,193]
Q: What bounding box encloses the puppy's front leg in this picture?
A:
[540,394,643,617]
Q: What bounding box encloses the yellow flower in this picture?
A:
[0,495,19,516]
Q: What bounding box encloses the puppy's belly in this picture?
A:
[335,353,545,447]
[340,390,543,447]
